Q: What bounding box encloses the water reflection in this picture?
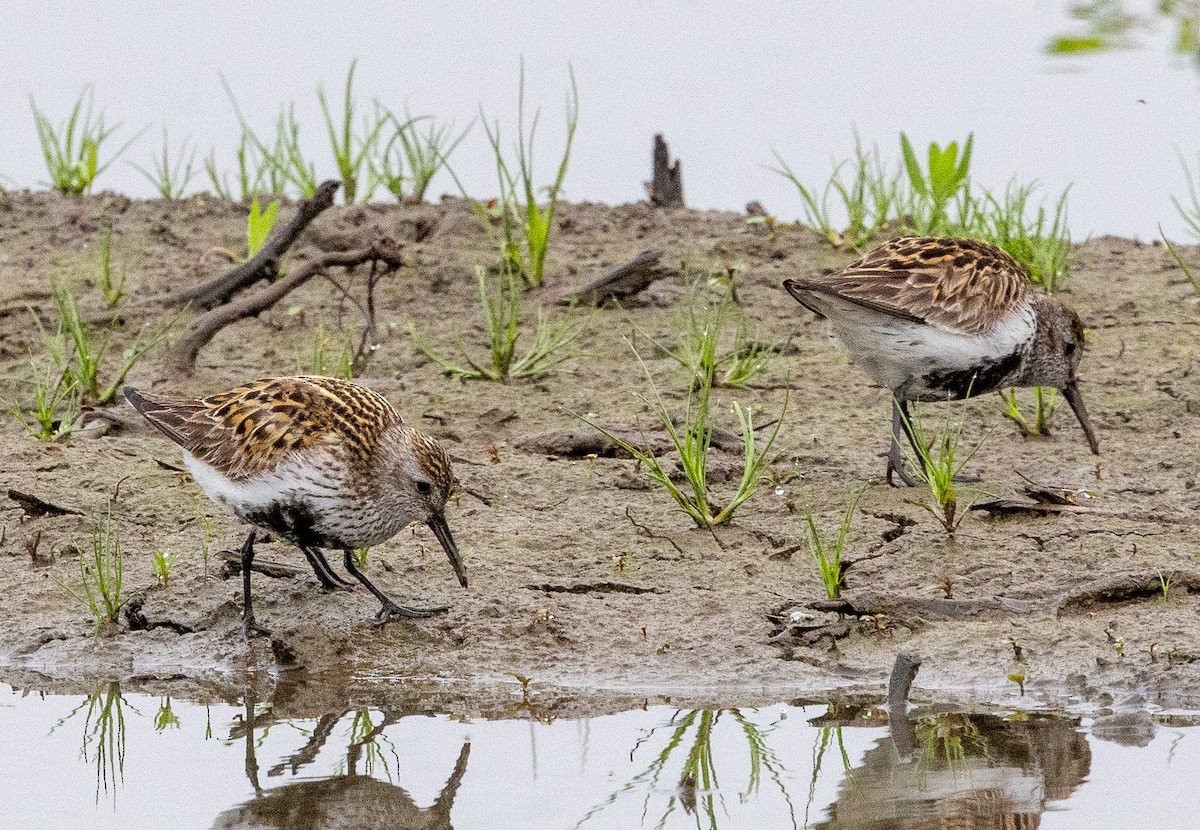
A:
[7,680,1198,829]
[814,708,1091,829]
[578,707,797,830]
[215,689,470,830]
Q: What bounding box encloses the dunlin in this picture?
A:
[783,236,1099,484]
[125,376,467,636]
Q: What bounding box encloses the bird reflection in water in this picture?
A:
[212,688,470,830]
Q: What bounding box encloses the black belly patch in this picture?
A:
[922,350,1023,400]
[243,502,332,548]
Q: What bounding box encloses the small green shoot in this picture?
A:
[410,266,581,381]
[38,279,172,404]
[577,346,788,529]
[354,547,370,568]
[802,488,864,599]
[1161,228,1200,296]
[900,131,974,233]
[155,696,181,731]
[151,548,176,588]
[1158,569,1174,599]
[56,505,124,635]
[30,87,142,195]
[309,322,355,379]
[900,397,986,534]
[97,225,126,308]
[130,127,197,199]
[1000,386,1058,437]
[318,59,388,203]
[247,197,281,258]
[204,128,268,202]
[654,287,778,389]
[1172,149,1200,242]
[9,363,78,441]
[474,61,579,286]
[372,111,471,203]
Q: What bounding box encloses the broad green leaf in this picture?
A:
[899,133,927,196]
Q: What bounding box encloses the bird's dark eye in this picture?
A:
[416,481,433,495]
[1064,342,1077,356]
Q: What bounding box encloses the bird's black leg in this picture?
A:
[300,545,354,591]
[240,530,272,638]
[888,398,919,488]
[342,549,450,625]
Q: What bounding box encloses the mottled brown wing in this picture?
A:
[125,377,400,479]
[788,237,1030,335]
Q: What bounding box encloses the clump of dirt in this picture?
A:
[2,190,1199,709]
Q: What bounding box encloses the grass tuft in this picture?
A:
[900,398,986,534]
[577,344,787,529]
[56,505,124,635]
[30,87,142,195]
[410,265,581,381]
[802,488,864,599]
[318,59,388,204]
[130,127,197,199]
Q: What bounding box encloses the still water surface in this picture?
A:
[4,1,1200,239]
[4,682,1200,829]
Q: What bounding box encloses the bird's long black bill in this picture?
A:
[428,512,468,589]
[1062,381,1100,455]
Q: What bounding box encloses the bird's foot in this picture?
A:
[886,459,919,488]
[243,616,273,638]
[374,600,450,626]
[320,581,356,593]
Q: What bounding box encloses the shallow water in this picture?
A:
[4,1,1200,239]
[5,682,1200,829]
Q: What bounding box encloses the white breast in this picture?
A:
[812,295,1037,392]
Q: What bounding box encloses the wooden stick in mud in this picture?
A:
[557,250,670,306]
[168,179,340,309]
[887,653,922,758]
[647,134,684,208]
[167,237,404,376]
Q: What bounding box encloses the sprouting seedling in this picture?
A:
[317,58,389,204]
[30,87,144,195]
[130,127,197,199]
[371,109,472,204]
[900,131,974,233]
[801,487,864,599]
[309,323,355,379]
[97,224,127,308]
[9,362,78,442]
[1158,569,1174,599]
[999,386,1057,437]
[151,548,176,588]
[410,265,582,381]
[55,504,124,636]
[354,547,370,568]
[1171,148,1200,243]
[899,394,986,534]
[247,196,280,258]
[154,696,181,731]
[199,514,213,580]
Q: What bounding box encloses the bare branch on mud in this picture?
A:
[167,179,340,309]
[557,250,673,306]
[167,237,403,376]
[217,549,304,580]
[646,134,684,208]
[7,488,83,518]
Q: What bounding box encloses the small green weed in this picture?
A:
[97,225,126,308]
[900,131,974,234]
[130,127,197,199]
[354,547,370,568]
[30,87,142,195]
[372,111,471,204]
[204,128,268,202]
[155,696,181,731]
[578,346,787,529]
[37,279,172,405]
[472,61,578,286]
[9,363,78,442]
[151,548,176,588]
[1000,386,1058,437]
[199,514,214,580]
[309,322,355,379]
[900,397,986,534]
[1173,149,1200,242]
[410,266,581,381]
[654,287,778,389]
[318,59,388,204]
[802,488,864,599]
[57,505,124,635]
[247,196,281,258]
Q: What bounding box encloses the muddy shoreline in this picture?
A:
[2,191,1199,713]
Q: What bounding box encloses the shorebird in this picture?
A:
[783,236,1099,484]
[125,376,467,636]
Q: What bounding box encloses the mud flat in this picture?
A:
[1,191,1199,710]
